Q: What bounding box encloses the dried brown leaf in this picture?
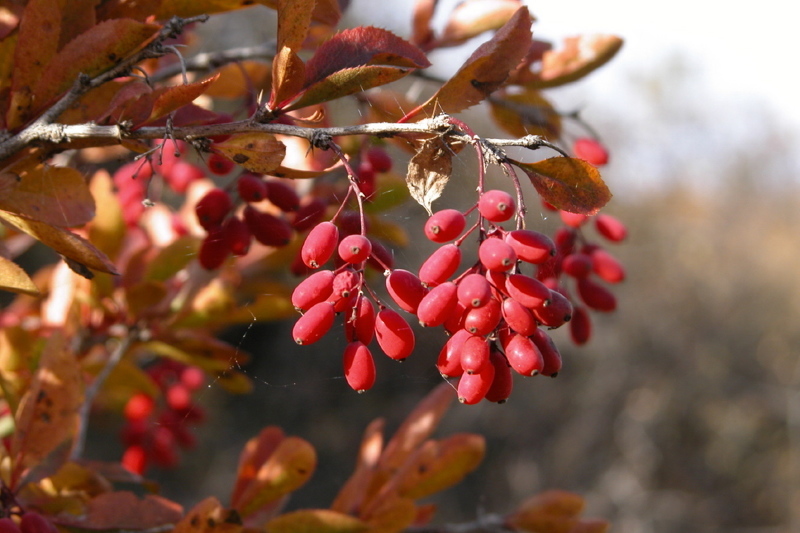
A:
[405,137,454,215]
[213,134,286,174]
[515,157,611,215]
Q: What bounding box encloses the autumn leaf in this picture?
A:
[0,256,38,296]
[0,166,95,227]
[173,497,242,533]
[231,427,287,509]
[331,418,385,515]
[146,75,220,124]
[205,61,272,99]
[438,0,524,47]
[506,490,595,533]
[286,66,414,112]
[405,137,455,215]
[265,509,369,533]
[56,491,183,531]
[514,157,611,215]
[361,496,416,533]
[86,170,126,260]
[212,134,286,174]
[406,7,532,120]
[488,88,561,139]
[0,210,118,276]
[527,34,624,90]
[269,0,312,108]
[411,0,436,48]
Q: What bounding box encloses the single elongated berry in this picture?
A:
[577,277,617,311]
[417,282,459,327]
[198,230,229,270]
[366,147,393,172]
[573,137,609,166]
[506,274,550,309]
[505,230,554,264]
[265,179,300,212]
[531,328,562,377]
[122,444,148,474]
[569,306,592,345]
[207,152,236,175]
[166,161,204,193]
[595,213,627,242]
[501,297,538,336]
[437,329,471,377]
[337,211,365,236]
[345,297,376,344]
[443,300,468,334]
[291,270,334,311]
[292,302,335,345]
[460,334,490,374]
[554,227,577,254]
[237,174,268,202]
[338,234,372,264]
[301,221,339,268]
[124,393,154,422]
[386,269,428,313]
[375,308,415,360]
[331,269,361,302]
[457,273,492,308]
[485,348,513,403]
[503,333,544,376]
[478,189,515,222]
[463,297,502,336]
[343,342,376,392]
[292,198,327,231]
[561,252,593,278]
[222,216,252,256]
[244,206,293,246]
[195,188,232,230]
[419,244,461,286]
[424,209,466,242]
[478,237,517,272]
[485,269,508,297]
[532,289,573,329]
[457,359,495,404]
[589,247,626,283]
[559,210,589,228]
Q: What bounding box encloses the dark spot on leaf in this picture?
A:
[206,518,216,528]
[108,53,117,61]
[232,154,249,164]
[223,510,242,525]
[190,516,200,527]
[245,143,255,149]
[470,79,496,93]
[242,0,255,4]
[418,464,428,474]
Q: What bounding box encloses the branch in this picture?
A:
[149,43,276,83]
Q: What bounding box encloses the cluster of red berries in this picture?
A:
[0,513,58,533]
[120,361,206,474]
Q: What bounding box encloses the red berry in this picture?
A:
[237,174,268,202]
[0,518,20,533]
[195,188,232,230]
[561,252,593,278]
[331,268,361,302]
[457,359,495,405]
[478,189,515,222]
[443,300,467,334]
[166,384,192,412]
[573,137,609,166]
[531,328,562,376]
[559,210,589,228]
[501,297,538,336]
[356,160,376,199]
[337,211,365,236]
[503,333,544,376]
[121,445,148,474]
[460,334,490,375]
[417,282,459,327]
[150,427,179,467]
[485,347,514,403]
[198,230,229,270]
[419,244,461,286]
[505,230,555,264]
[301,221,339,268]
[385,269,428,313]
[292,269,335,311]
[437,330,470,378]
[366,147,393,173]
[166,161,204,193]
[345,297,376,344]
[424,209,466,243]
[207,152,236,175]
[181,366,206,391]
[554,227,577,254]
[243,205,293,246]
[589,247,626,283]
[594,213,627,242]
[338,234,372,264]
[265,179,300,212]
[124,393,154,422]
[478,237,517,272]
[374,308,415,360]
[293,302,335,345]
[222,216,252,256]
[505,274,550,309]
[457,273,492,308]
[532,289,573,329]
[343,342,376,392]
[463,297,502,336]
[569,306,592,345]
[292,197,328,231]
[577,277,617,311]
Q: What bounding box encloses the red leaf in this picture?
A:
[286,66,413,112]
[406,7,532,120]
[514,157,611,215]
[56,491,183,531]
[411,0,436,48]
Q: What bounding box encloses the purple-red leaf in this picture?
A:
[286,66,412,112]
[514,157,611,215]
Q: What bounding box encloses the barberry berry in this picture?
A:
[478,189,516,222]
[301,221,339,268]
[424,209,466,242]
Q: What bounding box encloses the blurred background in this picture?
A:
[96,2,800,532]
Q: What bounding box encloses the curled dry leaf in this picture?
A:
[212,134,286,174]
[514,157,611,215]
[405,138,455,215]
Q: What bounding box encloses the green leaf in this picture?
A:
[514,157,611,215]
[0,166,95,227]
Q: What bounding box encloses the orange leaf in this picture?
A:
[530,34,624,89]
[212,134,286,174]
[331,418,385,514]
[395,433,485,500]
[173,497,241,533]
[233,436,317,518]
[0,165,95,227]
[258,0,342,26]
[231,426,286,509]
[408,7,532,120]
[271,46,307,109]
[11,331,83,477]
[0,210,118,276]
[515,157,611,215]
[86,169,126,260]
[155,0,269,19]
[32,19,160,113]
[147,75,220,123]
[264,509,368,533]
[57,0,97,49]
[205,61,272,99]
[438,0,524,47]
[0,256,38,296]
[57,491,183,531]
[411,0,436,48]
[488,88,561,139]
[362,496,416,533]
[506,489,587,532]
[286,66,413,112]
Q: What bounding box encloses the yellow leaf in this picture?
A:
[87,170,125,260]
[265,509,368,533]
[515,157,611,215]
[213,134,286,174]
[0,166,95,227]
[0,256,38,296]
